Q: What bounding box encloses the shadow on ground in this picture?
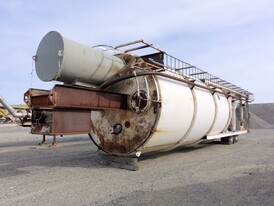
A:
[103,171,274,206]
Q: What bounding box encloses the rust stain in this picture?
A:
[28,85,128,110]
[91,107,157,155]
[90,74,159,155]
[153,129,169,134]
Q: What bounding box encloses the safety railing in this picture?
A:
[163,53,253,101]
[115,40,254,101]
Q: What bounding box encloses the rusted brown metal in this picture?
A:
[25,85,128,110]
[51,85,128,110]
[115,39,165,54]
[32,109,91,135]
[38,135,46,145]
[31,95,53,107]
[28,85,129,136]
[24,89,50,106]
[91,75,160,155]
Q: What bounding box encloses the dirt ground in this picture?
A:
[249,103,274,129]
[0,125,273,206]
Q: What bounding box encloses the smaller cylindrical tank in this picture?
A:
[34,31,125,86]
[207,90,231,135]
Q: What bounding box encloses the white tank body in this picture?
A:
[207,91,231,135]
[141,76,195,150]
[140,77,225,153]
[90,74,233,155]
[178,82,216,145]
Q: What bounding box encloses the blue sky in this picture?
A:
[0,0,273,104]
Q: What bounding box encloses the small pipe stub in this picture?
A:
[112,123,123,135]
[32,55,37,61]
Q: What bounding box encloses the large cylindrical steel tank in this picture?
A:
[34,31,125,86]
[33,31,234,156]
[91,74,232,155]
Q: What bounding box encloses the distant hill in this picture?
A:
[249,103,274,129]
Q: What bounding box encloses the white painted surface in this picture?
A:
[206,130,248,140]
[35,31,125,85]
[207,92,230,135]
[179,84,215,145]
[143,76,194,148]
[222,96,232,132]
[141,78,234,152]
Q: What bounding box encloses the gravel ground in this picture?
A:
[0,125,273,206]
